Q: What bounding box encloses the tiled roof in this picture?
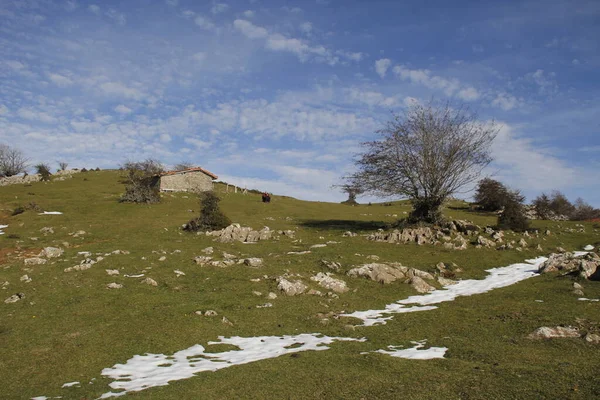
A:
[160,167,218,180]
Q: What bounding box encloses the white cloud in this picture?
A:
[114,105,133,115]
[527,69,557,94]
[182,10,195,18]
[184,137,210,149]
[344,88,399,108]
[457,87,480,101]
[65,1,78,11]
[337,51,363,62]
[194,15,216,31]
[572,59,580,65]
[491,93,521,111]
[299,22,312,35]
[242,10,255,18]
[192,52,206,63]
[48,73,73,87]
[88,4,100,15]
[99,82,144,100]
[375,58,391,78]
[211,3,229,14]
[0,105,10,116]
[17,108,58,124]
[233,19,268,39]
[159,133,172,142]
[166,0,178,6]
[106,9,126,25]
[393,65,460,96]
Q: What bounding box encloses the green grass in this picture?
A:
[1,170,599,399]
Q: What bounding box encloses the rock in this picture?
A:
[407,268,434,280]
[256,303,273,308]
[40,247,64,258]
[4,293,25,303]
[193,256,213,265]
[545,230,551,236]
[518,238,528,248]
[527,326,580,339]
[584,245,594,251]
[307,289,323,296]
[321,259,342,272]
[201,247,214,254]
[409,276,436,293]
[20,275,32,283]
[310,272,349,293]
[279,230,296,239]
[24,257,47,265]
[142,277,158,286]
[310,244,327,249]
[267,292,277,299]
[222,316,234,326]
[538,252,600,280]
[204,310,218,317]
[438,277,458,286]
[573,289,585,296]
[477,235,495,248]
[367,227,435,245]
[158,256,166,261]
[342,231,357,237]
[40,227,54,235]
[573,282,584,290]
[556,247,567,253]
[105,269,120,276]
[277,278,307,296]
[347,263,407,284]
[106,283,123,289]
[194,311,203,316]
[246,231,261,242]
[243,258,263,267]
[258,227,272,241]
[252,291,262,296]
[174,270,185,277]
[536,244,543,251]
[584,333,600,344]
[222,252,236,260]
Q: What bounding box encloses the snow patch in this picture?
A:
[342,256,549,326]
[0,224,7,235]
[578,298,600,302]
[99,334,364,398]
[39,211,63,215]
[61,381,80,388]
[363,340,447,360]
[583,245,594,251]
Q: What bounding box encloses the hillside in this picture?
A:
[1,170,599,399]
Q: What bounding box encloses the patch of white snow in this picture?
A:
[363,340,447,360]
[39,211,63,215]
[61,381,80,388]
[578,298,600,302]
[583,245,594,251]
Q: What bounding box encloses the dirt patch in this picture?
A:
[0,247,43,265]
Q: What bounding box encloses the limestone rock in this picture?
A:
[40,227,54,235]
[347,263,407,284]
[106,283,123,289]
[409,276,436,293]
[584,245,595,251]
[584,333,600,344]
[24,257,46,265]
[277,278,307,296]
[518,238,528,248]
[193,256,213,265]
[243,258,263,267]
[204,310,218,317]
[407,268,434,280]
[40,247,64,258]
[476,236,495,248]
[527,326,580,339]
[538,252,600,280]
[142,277,158,286]
[20,275,32,283]
[321,259,342,272]
[310,272,349,293]
[437,277,458,286]
[4,293,25,303]
[342,231,357,237]
[267,292,277,299]
[105,269,120,276]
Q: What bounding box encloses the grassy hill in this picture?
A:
[1,170,599,399]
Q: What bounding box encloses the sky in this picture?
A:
[1,0,599,205]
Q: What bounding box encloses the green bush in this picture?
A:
[474,178,511,211]
[497,191,529,232]
[119,159,163,204]
[184,191,231,232]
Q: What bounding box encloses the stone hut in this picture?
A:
[159,167,218,192]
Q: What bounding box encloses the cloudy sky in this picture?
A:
[1,0,599,205]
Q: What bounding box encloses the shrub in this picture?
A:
[548,190,575,217]
[95,167,101,171]
[474,178,511,211]
[532,193,552,219]
[0,144,28,177]
[119,159,163,204]
[58,161,68,171]
[34,163,52,181]
[81,168,88,172]
[183,191,231,232]
[11,206,25,216]
[497,190,529,232]
[173,162,195,171]
[571,198,600,221]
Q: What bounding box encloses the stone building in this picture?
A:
[159,167,218,192]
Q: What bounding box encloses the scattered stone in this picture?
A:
[106,269,120,276]
[158,256,166,262]
[252,291,262,296]
[40,227,54,235]
[367,227,435,245]
[24,257,46,265]
[409,276,436,293]
[545,230,551,236]
[204,310,218,317]
[476,235,495,248]
[4,293,25,303]
[538,252,600,280]
[437,277,458,286]
[321,259,342,272]
[174,270,186,277]
[347,263,408,284]
[222,316,234,326]
[256,303,273,308]
[584,245,594,251]
[267,292,277,299]
[106,283,123,289]
[584,333,600,344]
[20,275,32,283]
[556,247,567,253]
[518,238,528,248]
[536,244,543,251]
[277,278,307,296]
[310,272,349,293]
[222,252,236,260]
[310,244,327,249]
[307,289,323,296]
[287,251,311,255]
[193,256,213,265]
[366,255,380,261]
[407,268,434,280]
[201,247,214,254]
[342,231,357,237]
[243,258,263,267]
[205,224,278,243]
[40,247,64,258]
[142,277,158,286]
[527,326,580,339]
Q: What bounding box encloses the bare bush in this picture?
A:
[338,184,363,205]
[173,162,195,171]
[0,144,28,177]
[58,161,68,171]
[571,198,600,221]
[346,101,498,224]
[119,159,164,204]
[183,191,231,231]
[34,163,52,181]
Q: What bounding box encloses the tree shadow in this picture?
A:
[299,219,389,231]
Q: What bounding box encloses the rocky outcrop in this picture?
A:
[409,276,435,293]
[310,272,348,293]
[277,278,307,296]
[204,224,286,243]
[367,227,434,245]
[538,252,600,280]
[321,259,342,272]
[527,326,580,339]
[347,263,408,284]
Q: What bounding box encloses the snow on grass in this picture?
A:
[341,256,550,326]
[38,211,63,215]
[583,245,594,251]
[61,381,80,388]
[0,224,7,235]
[99,334,365,398]
[578,298,599,302]
[363,340,447,360]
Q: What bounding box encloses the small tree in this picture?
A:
[183,191,231,231]
[58,161,68,171]
[173,162,195,171]
[571,198,600,221]
[474,178,511,211]
[119,159,164,204]
[34,163,52,181]
[532,193,552,219]
[497,190,529,231]
[0,144,28,177]
[339,184,364,205]
[346,101,498,224]
[548,190,575,217]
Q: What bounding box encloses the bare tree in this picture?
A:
[119,159,164,203]
[338,184,364,205]
[0,144,29,177]
[173,162,195,171]
[58,161,68,171]
[346,101,498,224]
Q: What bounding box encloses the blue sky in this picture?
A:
[1,0,599,205]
